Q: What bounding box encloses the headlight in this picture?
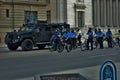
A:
[17,36,20,39]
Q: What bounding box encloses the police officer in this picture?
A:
[77,29,82,46]
[96,29,104,49]
[62,29,71,51]
[69,29,76,48]
[106,28,112,48]
[62,29,69,40]
[53,29,61,50]
[93,28,98,48]
[86,28,93,50]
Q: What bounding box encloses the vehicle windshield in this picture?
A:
[59,24,70,30]
[19,24,36,31]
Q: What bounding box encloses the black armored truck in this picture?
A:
[4,21,70,51]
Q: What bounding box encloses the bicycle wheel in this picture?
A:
[49,41,56,52]
[93,41,97,49]
[57,43,64,53]
[66,45,72,52]
[116,39,120,47]
[81,43,86,51]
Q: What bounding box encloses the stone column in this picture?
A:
[76,11,78,27]
[97,0,100,27]
[104,0,106,27]
[119,1,120,27]
[106,0,109,26]
[110,0,112,27]
[116,0,119,27]
[74,4,77,27]
[56,0,59,23]
[94,0,97,26]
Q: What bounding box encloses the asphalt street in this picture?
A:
[0,47,120,80]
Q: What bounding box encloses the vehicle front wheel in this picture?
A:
[21,39,33,51]
[7,44,18,51]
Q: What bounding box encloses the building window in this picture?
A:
[77,0,84,2]
[78,11,84,27]
[47,10,51,23]
[24,11,38,23]
[6,9,9,18]
[47,0,50,4]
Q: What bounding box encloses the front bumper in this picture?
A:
[4,34,21,45]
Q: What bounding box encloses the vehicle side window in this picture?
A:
[52,25,58,31]
[45,27,51,31]
[40,27,46,31]
[39,28,42,31]
[52,25,58,29]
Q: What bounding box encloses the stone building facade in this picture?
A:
[91,0,120,35]
[49,0,120,33]
[92,0,120,27]
[46,0,67,23]
[48,0,87,28]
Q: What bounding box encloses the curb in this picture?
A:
[0,45,7,48]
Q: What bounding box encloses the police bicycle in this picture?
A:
[111,37,120,48]
[80,37,97,51]
[64,38,72,52]
[49,37,64,53]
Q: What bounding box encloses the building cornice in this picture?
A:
[2,1,47,6]
[74,3,86,9]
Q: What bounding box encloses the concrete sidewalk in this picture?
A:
[17,62,120,80]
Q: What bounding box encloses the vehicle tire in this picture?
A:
[37,44,46,49]
[7,44,18,51]
[21,39,33,51]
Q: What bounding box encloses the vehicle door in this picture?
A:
[44,26,53,42]
[37,25,52,42]
[33,27,42,43]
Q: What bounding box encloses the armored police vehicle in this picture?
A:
[4,21,70,51]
